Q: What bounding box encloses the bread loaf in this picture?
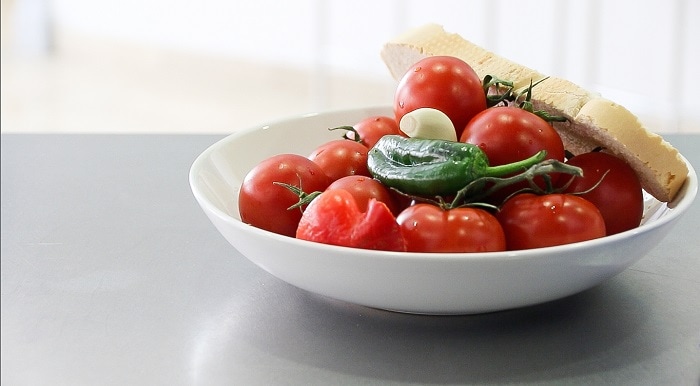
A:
[380,23,688,202]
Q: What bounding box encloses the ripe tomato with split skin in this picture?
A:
[327,175,400,215]
[296,189,407,252]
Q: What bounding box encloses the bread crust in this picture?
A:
[380,23,688,202]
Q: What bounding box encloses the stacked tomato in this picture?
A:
[239,56,644,253]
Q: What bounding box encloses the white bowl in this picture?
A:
[189,107,697,314]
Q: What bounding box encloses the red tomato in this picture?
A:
[350,115,404,149]
[461,106,565,165]
[396,203,506,253]
[460,106,566,202]
[308,139,370,181]
[238,154,331,237]
[389,190,416,215]
[394,56,487,138]
[497,193,606,250]
[558,152,643,235]
[327,175,399,215]
[296,189,406,252]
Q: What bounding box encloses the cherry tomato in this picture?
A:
[396,203,506,253]
[497,193,606,250]
[296,189,406,252]
[460,106,566,202]
[350,115,404,149]
[327,175,399,215]
[308,139,370,181]
[238,154,331,237]
[394,56,487,138]
[558,151,643,235]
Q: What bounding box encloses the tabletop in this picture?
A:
[2,133,699,385]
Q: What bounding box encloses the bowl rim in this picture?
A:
[189,106,698,262]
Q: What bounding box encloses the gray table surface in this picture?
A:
[2,133,699,386]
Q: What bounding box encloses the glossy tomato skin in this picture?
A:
[460,106,565,165]
[327,175,399,215]
[394,56,487,138]
[351,115,404,149]
[396,203,506,253]
[497,193,606,250]
[296,189,406,252]
[460,106,566,202]
[308,139,370,181]
[558,152,643,235]
[238,154,331,237]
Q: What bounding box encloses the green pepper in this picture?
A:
[367,135,547,197]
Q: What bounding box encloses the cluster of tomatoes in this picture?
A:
[238,56,644,253]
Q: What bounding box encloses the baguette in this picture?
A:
[380,23,688,202]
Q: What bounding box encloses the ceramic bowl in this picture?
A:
[189,106,697,314]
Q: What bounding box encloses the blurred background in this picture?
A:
[1,0,698,133]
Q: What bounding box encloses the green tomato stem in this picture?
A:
[450,159,584,208]
[483,150,548,178]
[273,182,321,210]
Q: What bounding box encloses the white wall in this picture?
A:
[37,0,700,132]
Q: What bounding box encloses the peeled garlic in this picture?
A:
[399,108,458,141]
